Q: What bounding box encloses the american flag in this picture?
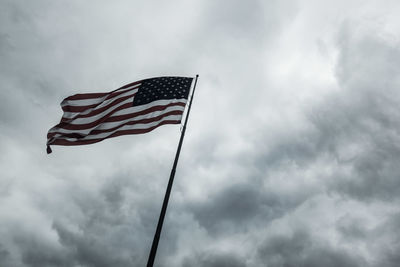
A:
[46,76,194,153]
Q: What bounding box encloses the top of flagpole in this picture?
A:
[181,74,199,130]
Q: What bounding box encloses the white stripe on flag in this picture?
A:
[61,84,140,107]
[53,114,183,142]
[49,105,186,135]
[63,98,186,125]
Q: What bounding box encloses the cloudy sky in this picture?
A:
[1,0,400,266]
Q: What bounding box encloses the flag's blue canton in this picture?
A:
[133,77,193,107]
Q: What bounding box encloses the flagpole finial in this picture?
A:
[46,145,52,154]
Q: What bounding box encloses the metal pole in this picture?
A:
[146,74,199,267]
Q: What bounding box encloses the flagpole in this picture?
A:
[146,74,199,267]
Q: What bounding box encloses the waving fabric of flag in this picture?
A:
[46,76,193,153]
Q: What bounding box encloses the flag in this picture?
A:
[46,76,194,153]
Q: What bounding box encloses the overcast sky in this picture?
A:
[1,0,400,266]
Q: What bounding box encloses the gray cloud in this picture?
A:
[201,0,289,43]
[188,182,301,235]
[15,235,70,267]
[257,229,364,267]
[1,1,400,267]
[183,251,246,267]
[0,244,12,266]
[311,24,400,201]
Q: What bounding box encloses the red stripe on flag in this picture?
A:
[55,102,185,131]
[48,110,184,141]
[61,92,137,117]
[62,81,141,102]
[49,120,181,146]
[63,92,108,101]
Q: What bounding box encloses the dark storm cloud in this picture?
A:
[200,0,297,43]
[335,212,400,267]
[14,235,70,267]
[248,22,400,201]
[0,32,12,54]
[258,229,363,267]
[183,251,246,267]
[202,0,266,41]
[13,171,151,267]
[52,222,130,267]
[187,182,302,235]
[176,14,400,266]
[0,244,12,266]
[2,1,400,267]
[0,0,73,131]
[311,25,400,201]
[351,211,400,267]
[336,216,368,241]
[241,21,400,266]
[47,171,165,267]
